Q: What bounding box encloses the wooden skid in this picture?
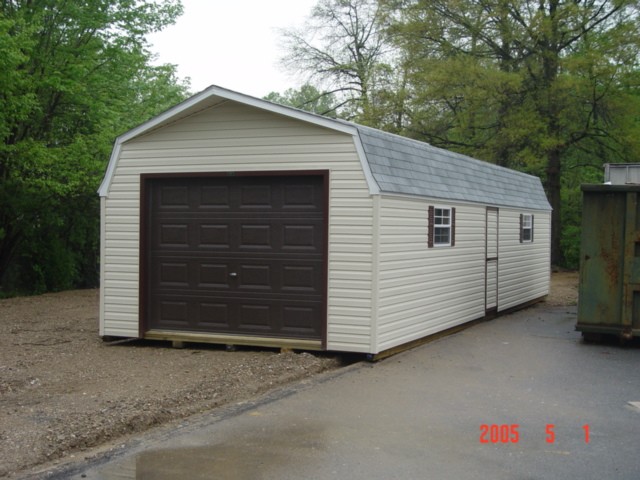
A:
[144,330,323,351]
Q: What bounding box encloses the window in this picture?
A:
[520,214,534,243]
[435,208,451,244]
[428,206,456,247]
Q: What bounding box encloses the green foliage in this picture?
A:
[382,0,640,266]
[264,84,339,117]
[560,154,610,269]
[0,0,190,295]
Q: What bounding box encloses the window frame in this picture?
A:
[520,213,534,243]
[428,205,456,248]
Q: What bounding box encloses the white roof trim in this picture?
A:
[378,190,553,212]
[353,132,381,195]
[98,85,375,197]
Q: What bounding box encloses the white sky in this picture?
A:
[147,0,318,98]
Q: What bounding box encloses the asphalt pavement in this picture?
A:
[32,304,640,479]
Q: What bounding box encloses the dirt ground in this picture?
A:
[545,270,579,306]
[0,272,578,478]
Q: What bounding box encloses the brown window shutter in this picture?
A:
[428,205,434,248]
[519,214,523,243]
[531,214,534,242]
[451,207,456,246]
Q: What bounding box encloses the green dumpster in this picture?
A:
[577,184,640,341]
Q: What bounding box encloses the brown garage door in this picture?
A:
[142,174,326,340]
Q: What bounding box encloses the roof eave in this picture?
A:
[377,189,552,211]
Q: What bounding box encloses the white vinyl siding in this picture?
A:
[101,101,374,351]
[374,196,486,353]
[498,209,551,311]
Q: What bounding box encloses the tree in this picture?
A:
[280,0,398,123]
[264,84,339,117]
[384,0,640,265]
[0,0,189,294]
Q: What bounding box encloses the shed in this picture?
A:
[98,86,552,355]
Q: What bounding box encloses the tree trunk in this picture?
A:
[0,230,21,288]
[547,148,563,265]
[542,0,563,266]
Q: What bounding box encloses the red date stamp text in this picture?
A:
[479,424,590,444]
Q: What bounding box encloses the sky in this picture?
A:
[147,0,318,98]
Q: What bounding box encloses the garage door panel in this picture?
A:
[149,294,322,338]
[199,224,230,247]
[284,183,317,207]
[240,224,272,248]
[150,296,231,331]
[152,257,323,295]
[282,306,321,335]
[238,264,272,290]
[198,263,230,288]
[152,177,323,213]
[282,265,317,292]
[200,185,230,206]
[240,184,273,208]
[199,302,230,329]
[154,300,190,328]
[145,175,326,340]
[239,304,271,331]
[159,262,189,286]
[283,224,321,250]
[159,223,189,247]
[159,185,189,208]
[151,218,323,253]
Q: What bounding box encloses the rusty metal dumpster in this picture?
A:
[577,184,640,341]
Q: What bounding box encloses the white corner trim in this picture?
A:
[97,142,122,197]
[352,131,381,195]
[99,197,106,335]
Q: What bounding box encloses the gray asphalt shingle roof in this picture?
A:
[354,124,551,211]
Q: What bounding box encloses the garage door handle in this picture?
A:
[229,272,237,277]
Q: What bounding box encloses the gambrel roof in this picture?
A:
[355,125,551,210]
[99,85,551,211]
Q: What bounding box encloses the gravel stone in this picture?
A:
[0,290,341,478]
